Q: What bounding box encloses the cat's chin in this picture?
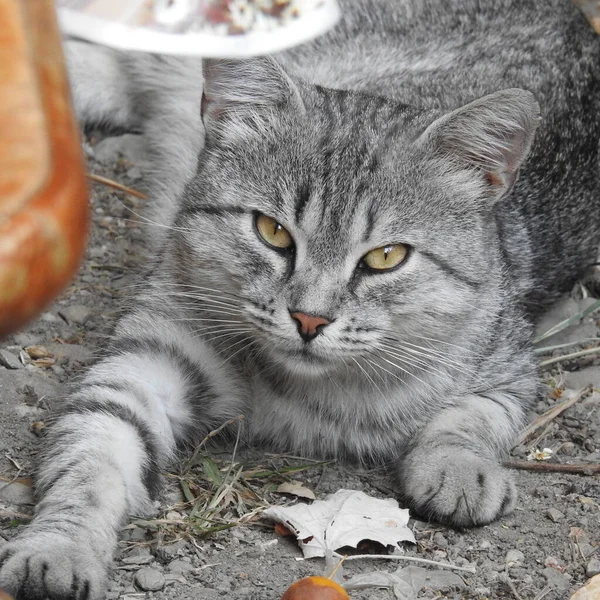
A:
[270,348,337,377]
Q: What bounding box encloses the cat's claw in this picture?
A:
[0,532,109,600]
[397,446,517,528]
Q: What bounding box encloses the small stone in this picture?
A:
[194,588,218,599]
[564,418,580,428]
[433,532,448,548]
[542,567,571,591]
[155,539,188,562]
[558,442,577,456]
[545,508,564,523]
[167,559,194,575]
[479,540,492,550]
[0,349,23,370]
[579,543,596,558]
[511,444,528,458]
[422,570,465,591]
[505,549,525,565]
[121,554,154,566]
[134,568,165,592]
[0,482,34,505]
[58,304,93,325]
[586,559,600,578]
[125,527,148,542]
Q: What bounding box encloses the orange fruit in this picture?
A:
[281,576,350,599]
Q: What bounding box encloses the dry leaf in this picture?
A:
[25,345,54,359]
[569,574,600,599]
[29,421,46,436]
[277,481,316,500]
[264,489,415,559]
[33,357,56,368]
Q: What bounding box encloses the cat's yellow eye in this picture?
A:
[255,214,294,250]
[363,244,408,271]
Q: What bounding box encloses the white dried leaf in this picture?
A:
[527,447,553,461]
[264,489,415,559]
[393,579,417,600]
[344,571,399,590]
[276,481,316,500]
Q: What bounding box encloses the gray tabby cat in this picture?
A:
[2,0,600,597]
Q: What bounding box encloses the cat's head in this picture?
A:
[174,57,540,378]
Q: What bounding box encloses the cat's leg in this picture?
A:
[580,246,600,297]
[0,302,244,600]
[65,40,140,130]
[396,379,534,528]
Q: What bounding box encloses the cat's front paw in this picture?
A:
[396,445,516,527]
[0,531,109,600]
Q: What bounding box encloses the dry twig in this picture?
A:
[503,460,600,475]
[86,173,148,199]
[517,387,589,445]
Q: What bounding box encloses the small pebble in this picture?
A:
[58,304,93,325]
[545,508,564,523]
[433,532,448,548]
[479,540,492,550]
[587,559,600,578]
[134,568,165,592]
[542,567,571,591]
[505,549,525,565]
[0,482,34,505]
[0,349,23,370]
[155,540,188,562]
[558,442,577,456]
[121,554,154,566]
[563,418,580,428]
[167,559,194,575]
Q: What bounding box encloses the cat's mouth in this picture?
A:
[271,344,340,376]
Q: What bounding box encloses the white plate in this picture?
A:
[57,0,340,57]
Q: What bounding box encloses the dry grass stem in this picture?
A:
[332,553,476,574]
[86,173,148,199]
[539,346,600,367]
[517,387,589,445]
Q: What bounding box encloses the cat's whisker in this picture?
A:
[219,338,257,367]
[379,340,477,375]
[366,350,431,388]
[199,327,254,339]
[148,292,243,311]
[361,357,390,385]
[379,341,494,390]
[351,357,386,398]
[409,335,485,358]
[188,323,251,336]
[202,330,255,345]
[149,282,243,303]
[378,342,468,379]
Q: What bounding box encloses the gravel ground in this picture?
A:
[1,133,599,600]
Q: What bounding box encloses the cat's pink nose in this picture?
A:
[289,312,330,343]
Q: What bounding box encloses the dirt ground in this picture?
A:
[1,133,599,600]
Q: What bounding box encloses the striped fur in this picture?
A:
[2,0,600,598]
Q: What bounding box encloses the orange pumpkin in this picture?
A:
[0,0,89,338]
[281,576,350,600]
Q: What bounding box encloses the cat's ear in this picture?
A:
[201,57,303,137]
[417,89,541,200]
